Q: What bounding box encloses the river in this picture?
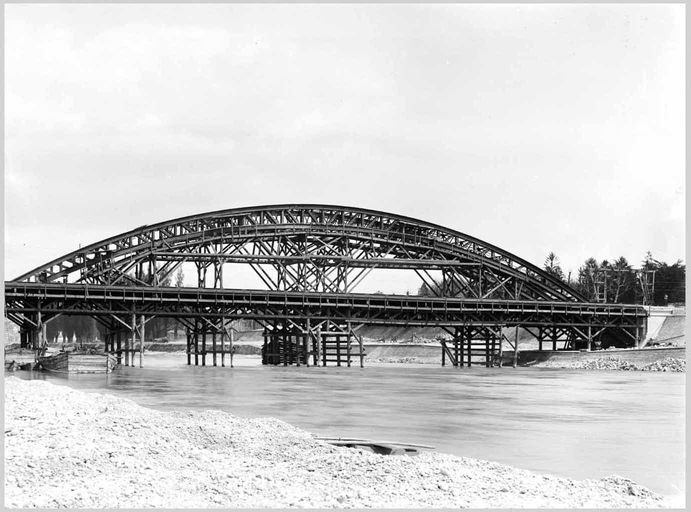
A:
[13,353,685,500]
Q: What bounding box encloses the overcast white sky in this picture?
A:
[4,4,685,291]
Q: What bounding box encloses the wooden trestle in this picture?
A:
[260,320,365,367]
[185,318,237,368]
[440,326,504,368]
[7,283,647,370]
[182,319,366,368]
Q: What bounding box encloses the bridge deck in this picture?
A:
[5,282,646,328]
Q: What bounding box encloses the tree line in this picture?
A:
[544,251,685,305]
[415,251,684,306]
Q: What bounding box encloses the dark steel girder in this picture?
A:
[6,283,645,333]
[12,204,585,302]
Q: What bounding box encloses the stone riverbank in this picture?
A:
[4,378,669,508]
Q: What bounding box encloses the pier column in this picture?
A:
[538,327,543,352]
[229,326,234,368]
[318,328,324,367]
[194,319,200,366]
[139,314,145,368]
[220,318,226,368]
[201,324,207,366]
[262,329,267,365]
[346,321,352,367]
[513,327,519,368]
[498,327,503,368]
[127,313,136,367]
[635,325,641,349]
[212,330,217,367]
[116,332,122,365]
[186,331,191,365]
[35,309,44,356]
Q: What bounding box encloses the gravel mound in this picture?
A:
[4,378,666,508]
[370,356,436,364]
[539,357,686,372]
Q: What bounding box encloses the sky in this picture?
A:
[4,4,685,291]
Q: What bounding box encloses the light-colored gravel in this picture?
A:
[4,377,667,508]
[536,356,686,372]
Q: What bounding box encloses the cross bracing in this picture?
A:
[11,204,585,302]
[5,205,647,365]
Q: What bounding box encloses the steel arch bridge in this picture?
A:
[4,204,647,368]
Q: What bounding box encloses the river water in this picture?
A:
[14,353,685,499]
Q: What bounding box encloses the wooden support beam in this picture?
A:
[194,320,199,366]
[229,327,234,368]
[186,331,191,365]
[635,325,641,348]
[220,318,225,368]
[129,312,136,367]
[440,341,457,367]
[336,334,341,367]
[498,328,503,368]
[283,331,288,366]
[513,327,518,368]
[139,314,145,368]
[296,332,301,367]
[262,329,267,365]
[347,321,352,368]
[319,328,325,367]
[202,326,207,367]
[212,331,217,367]
[304,330,310,367]
[538,326,543,352]
[485,335,490,367]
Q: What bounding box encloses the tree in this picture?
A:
[576,257,599,301]
[609,256,635,303]
[640,253,685,305]
[653,260,685,305]
[48,315,103,345]
[175,267,185,287]
[543,252,564,281]
[575,252,684,305]
[417,282,435,296]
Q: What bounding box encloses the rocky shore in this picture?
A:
[535,356,686,372]
[4,378,669,508]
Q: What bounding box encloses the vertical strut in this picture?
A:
[139,314,145,368]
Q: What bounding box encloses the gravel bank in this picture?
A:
[536,356,686,372]
[5,378,667,508]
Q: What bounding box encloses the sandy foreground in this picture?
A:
[5,378,668,509]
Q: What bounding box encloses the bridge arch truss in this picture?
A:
[5,205,647,367]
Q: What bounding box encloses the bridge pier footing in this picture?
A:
[258,320,365,367]
[440,325,503,368]
[186,318,235,367]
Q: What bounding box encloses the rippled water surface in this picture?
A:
[14,353,685,497]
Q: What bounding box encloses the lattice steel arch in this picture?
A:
[12,204,586,302]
